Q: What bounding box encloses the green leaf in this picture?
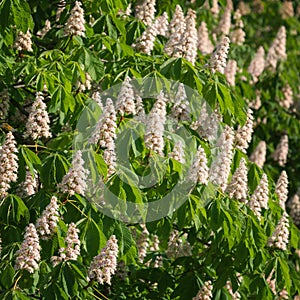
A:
[0,264,15,289]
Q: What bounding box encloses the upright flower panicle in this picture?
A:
[37,20,51,38]
[248,46,265,83]
[0,89,10,120]
[189,145,209,185]
[280,84,293,109]
[88,235,119,285]
[231,9,246,46]
[0,132,19,199]
[115,77,136,116]
[226,158,248,202]
[144,91,167,156]
[208,36,230,74]
[225,59,237,86]
[272,134,288,166]
[137,224,149,263]
[56,0,66,21]
[275,171,288,210]
[280,1,294,19]
[14,30,33,52]
[17,167,38,197]
[64,1,86,37]
[135,0,156,26]
[288,193,300,226]
[15,224,41,273]
[156,12,169,37]
[218,8,231,36]
[193,280,213,300]
[249,141,266,168]
[169,140,185,164]
[197,21,214,55]
[58,150,89,196]
[166,230,191,259]
[171,83,190,122]
[36,196,59,240]
[51,223,80,266]
[24,92,52,140]
[237,1,251,15]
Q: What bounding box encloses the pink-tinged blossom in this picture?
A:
[91,91,103,111]
[275,171,288,210]
[14,30,33,52]
[249,141,266,168]
[218,8,231,36]
[17,167,38,197]
[135,0,156,26]
[198,21,214,55]
[156,12,169,37]
[0,89,10,120]
[0,132,18,199]
[208,36,230,74]
[280,1,294,19]
[280,84,293,109]
[169,140,185,164]
[248,46,265,83]
[171,83,190,122]
[225,59,237,86]
[193,280,213,300]
[116,77,136,115]
[237,1,251,15]
[189,145,209,185]
[51,222,80,266]
[58,150,89,196]
[76,73,92,92]
[272,134,288,166]
[64,1,86,37]
[166,229,192,259]
[288,193,300,226]
[56,0,66,21]
[37,20,51,38]
[15,224,41,273]
[24,92,52,140]
[36,196,59,240]
[137,224,149,263]
[88,235,118,285]
[226,280,241,299]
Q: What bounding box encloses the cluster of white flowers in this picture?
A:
[144,91,167,156]
[181,9,198,65]
[56,0,66,21]
[15,224,41,273]
[280,84,293,109]
[51,223,80,266]
[226,158,248,202]
[36,196,59,240]
[24,92,52,140]
[137,224,149,263]
[235,108,254,153]
[189,145,209,185]
[58,150,89,196]
[193,280,213,300]
[231,9,245,46]
[249,141,266,168]
[248,173,269,218]
[275,171,289,210]
[17,167,38,197]
[64,1,86,37]
[91,91,103,111]
[197,21,214,55]
[14,30,33,52]
[226,280,241,299]
[135,94,146,122]
[208,36,230,74]
[171,83,190,122]
[267,212,289,251]
[164,5,186,57]
[218,8,231,36]
[0,132,19,199]
[288,193,300,226]
[225,59,237,86]
[0,89,10,120]
[237,1,251,16]
[88,235,119,285]
[207,0,219,17]
[166,229,191,259]
[266,26,287,71]
[169,140,185,164]
[37,20,51,38]
[272,134,288,166]
[209,125,234,192]
[76,73,92,92]
[116,77,136,116]
[249,90,262,110]
[156,12,169,37]
[280,1,294,19]
[248,46,265,83]
[135,0,156,26]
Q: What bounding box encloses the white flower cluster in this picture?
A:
[280,84,293,109]
[231,9,246,46]
[135,94,146,122]
[77,73,92,92]
[209,0,219,17]
[171,83,190,122]
[64,1,86,37]
[280,1,294,19]
[248,173,269,218]
[218,8,231,36]
[155,12,169,37]
[248,46,265,83]
[144,91,167,156]
[51,222,80,266]
[37,20,51,38]
[17,167,38,197]
[288,193,300,226]
[272,134,288,166]
[135,0,156,26]
[193,280,213,300]
[88,235,119,285]
[226,158,248,202]
[24,92,52,140]
[275,171,288,210]
[169,140,185,164]
[0,132,19,199]
[137,224,149,263]
[237,1,250,16]
[209,125,234,192]
[166,229,192,259]
[58,150,89,196]
[225,59,237,86]
[91,91,103,111]
[266,26,287,71]
[0,89,10,120]
[189,145,209,185]
[36,196,59,240]
[164,5,186,57]
[267,212,289,251]
[249,141,266,168]
[116,77,136,115]
[198,21,214,55]
[14,30,33,52]
[15,224,41,273]
[208,36,230,74]
[226,280,241,299]
[56,0,66,21]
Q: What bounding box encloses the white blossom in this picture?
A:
[248,46,265,83]
[36,196,59,240]
[58,150,89,196]
[137,224,149,263]
[218,8,231,36]
[171,83,190,122]
[275,171,288,210]
[76,73,92,92]
[17,167,38,197]
[37,20,51,38]
[14,30,33,52]
[198,21,214,55]
[135,0,156,26]
[166,229,191,259]
[116,77,136,115]
[193,280,213,300]
[288,193,300,226]
[15,224,41,273]
[225,59,237,86]
[0,89,10,120]
[280,84,293,109]
[237,1,251,16]
[249,141,266,168]
[88,235,118,285]
[272,134,288,166]
[0,132,19,198]
[24,92,52,140]
[156,12,169,37]
[226,280,241,299]
[64,1,86,37]
[280,1,294,19]
[169,140,185,164]
[56,0,66,21]
[91,91,103,111]
[189,145,209,185]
